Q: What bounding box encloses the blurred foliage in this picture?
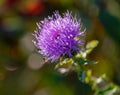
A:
[0,0,120,95]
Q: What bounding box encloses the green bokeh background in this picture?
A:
[0,0,120,95]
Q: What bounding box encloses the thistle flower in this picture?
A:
[33,11,85,62]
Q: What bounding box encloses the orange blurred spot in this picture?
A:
[19,1,44,15]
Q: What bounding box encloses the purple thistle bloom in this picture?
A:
[33,11,85,62]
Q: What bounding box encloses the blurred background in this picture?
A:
[0,0,120,95]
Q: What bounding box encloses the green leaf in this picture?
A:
[85,60,97,65]
[85,40,99,54]
[78,70,86,82]
[55,58,73,69]
[73,57,96,65]
[85,70,92,83]
[74,57,87,65]
[97,84,118,95]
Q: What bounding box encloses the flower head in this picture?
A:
[33,11,85,61]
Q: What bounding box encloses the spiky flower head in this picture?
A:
[33,11,85,62]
